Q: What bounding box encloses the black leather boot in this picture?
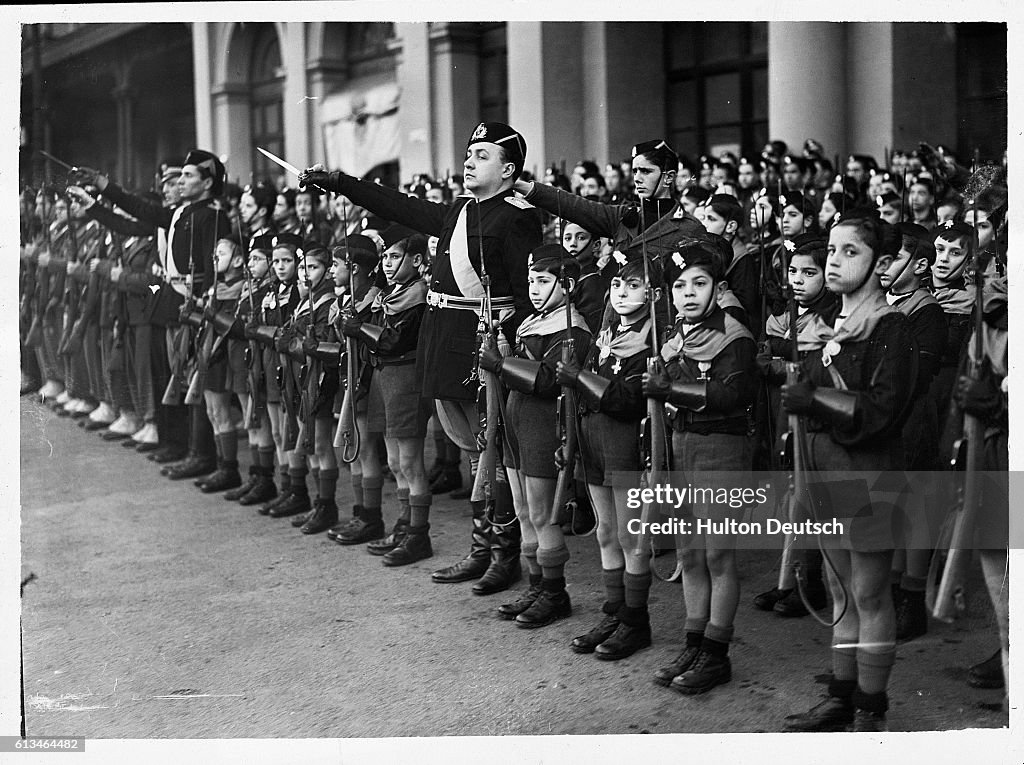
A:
[783,679,856,732]
[268,489,311,518]
[594,607,652,661]
[514,579,571,628]
[571,612,620,653]
[301,498,339,535]
[653,642,703,687]
[753,586,792,611]
[497,576,543,621]
[968,650,1005,689]
[367,515,409,555]
[167,456,217,481]
[432,501,491,583]
[382,524,433,566]
[335,507,385,545]
[327,505,363,541]
[472,488,521,595]
[224,466,259,501]
[200,461,242,494]
[240,470,278,506]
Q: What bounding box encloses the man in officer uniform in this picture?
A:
[301,122,541,594]
[80,150,231,479]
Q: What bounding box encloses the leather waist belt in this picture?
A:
[426,290,514,312]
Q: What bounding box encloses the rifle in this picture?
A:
[776,239,806,592]
[633,200,670,558]
[165,207,201,405]
[930,159,989,623]
[184,208,222,405]
[296,259,319,453]
[473,197,503,510]
[56,196,81,357]
[333,196,362,462]
[549,240,580,526]
[66,220,106,357]
[25,202,53,348]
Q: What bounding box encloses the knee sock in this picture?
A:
[319,468,339,505]
[258,446,276,473]
[702,622,734,656]
[536,545,570,583]
[250,444,261,472]
[351,471,365,507]
[220,430,238,466]
[409,493,432,528]
[602,566,625,614]
[683,616,708,648]
[310,467,320,500]
[289,465,309,497]
[832,636,858,684]
[522,541,541,577]
[623,571,652,610]
[856,647,896,696]
[396,487,411,523]
[362,475,384,521]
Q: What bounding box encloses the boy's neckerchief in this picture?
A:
[515,302,588,346]
[596,317,651,364]
[886,286,940,316]
[372,276,428,316]
[660,306,754,364]
[214,273,244,300]
[932,275,975,315]
[765,285,837,351]
[820,291,898,367]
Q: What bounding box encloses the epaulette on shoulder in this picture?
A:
[505,195,534,210]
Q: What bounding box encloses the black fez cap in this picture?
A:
[271,232,304,250]
[468,122,527,174]
[381,224,419,249]
[876,191,901,208]
[333,235,380,273]
[790,232,823,250]
[931,219,974,243]
[632,139,679,173]
[301,239,331,264]
[249,234,275,253]
[778,190,811,214]
[897,222,930,244]
[183,149,226,196]
[528,243,581,278]
[664,236,726,284]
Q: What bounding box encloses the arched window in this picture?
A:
[250,24,284,182]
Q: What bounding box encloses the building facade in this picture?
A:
[21,21,1007,190]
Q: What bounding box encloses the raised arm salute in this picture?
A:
[302,122,542,595]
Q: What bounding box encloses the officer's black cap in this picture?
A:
[467,122,527,175]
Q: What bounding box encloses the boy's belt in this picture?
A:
[426,290,514,312]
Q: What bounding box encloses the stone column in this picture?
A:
[768,22,848,160]
[280,22,310,174]
[210,82,251,182]
[429,22,482,172]
[191,22,214,151]
[395,22,432,179]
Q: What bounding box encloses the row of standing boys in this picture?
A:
[19,124,1008,732]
